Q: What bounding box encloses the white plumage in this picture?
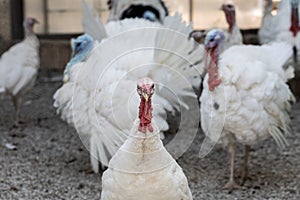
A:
[0,17,39,125]
[101,120,193,200]
[54,10,204,173]
[258,0,277,44]
[101,78,192,200]
[54,34,94,128]
[200,29,294,190]
[259,0,300,45]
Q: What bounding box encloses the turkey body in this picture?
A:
[201,43,294,148]
[200,33,294,189]
[259,0,300,46]
[0,29,39,124]
[54,15,204,172]
[101,120,193,200]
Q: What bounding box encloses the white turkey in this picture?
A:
[219,3,243,52]
[101,77,193,200]
[54,11,205,173]
[0,17,39,126]
[259,0,300,56]
[53,34,94,126]
[189,3,242,54]
[275,0,300,66]
[200,29,295,190]
[258,0,276,44]
[259,0,297,45]
[107,0,168,23]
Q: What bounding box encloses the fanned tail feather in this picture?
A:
[265,42,294,81]
[269,126,289,149]
[153,13,205,87]
[82,0,107,42]
[151,13,205,110]
[284,65,295,80]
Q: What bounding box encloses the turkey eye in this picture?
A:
[75,42,81,49]
[73,43,83,55]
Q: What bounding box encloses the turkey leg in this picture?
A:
[223,143,242,191]
[240,145,250,185]
[12,95,21,126]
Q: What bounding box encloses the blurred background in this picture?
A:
[0,0,281,70]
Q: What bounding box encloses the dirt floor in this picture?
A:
[0,72,299,200]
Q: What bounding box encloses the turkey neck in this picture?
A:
[138,96,153,133]
[264,0,273,15]
[206,46,222,91]
[290,4,300,37]
[25,24,35,37]
[225,10,236,34]
[290,3,300,63]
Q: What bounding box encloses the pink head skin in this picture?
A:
[290,1,300,37]
[221,4,236,34]
[137,78,155,133]
[204,29,225,91]
[23,17,39,34]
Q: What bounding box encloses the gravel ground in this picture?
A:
[0,72,299,200]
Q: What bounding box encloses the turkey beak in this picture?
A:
[143,93,150,102]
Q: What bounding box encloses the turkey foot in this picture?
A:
[222,180,243,191]
[12,119,25,128]
[13,122,19,128]
[237,166,251,185]
[238,145,251,185]
[223,144,244,191]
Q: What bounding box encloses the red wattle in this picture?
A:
[207,48,222,91]
[290,7,300,37]
[138,98,153,133]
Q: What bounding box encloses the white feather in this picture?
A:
[101,120,193,200]
[200,42,295,149]
[54,15,203,173]
[0,33,39,98]
[221,24,243,52]
[82,0,107,42]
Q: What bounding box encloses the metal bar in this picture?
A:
[43,0,48,33]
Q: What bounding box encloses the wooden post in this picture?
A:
[0,0,12,41]
[189,0,193,22]
[42,0,48,34]
[10,0,24,40]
